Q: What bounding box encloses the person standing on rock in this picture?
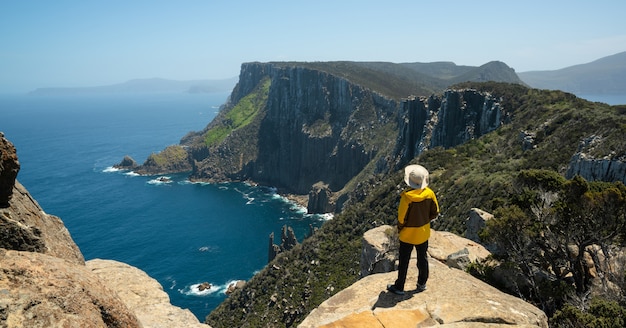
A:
[387,164,439,295]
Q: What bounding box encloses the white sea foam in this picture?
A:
[102,166,120,173]
[179,280,241,297]
[125,171,140,177]
[198,246,218,253]
[147,176,173,185]
[316,213,334,221]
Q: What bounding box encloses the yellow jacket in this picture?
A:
[397,187,439,245]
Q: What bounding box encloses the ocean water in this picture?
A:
[0,93,327,320]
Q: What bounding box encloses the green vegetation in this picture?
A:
[203,77,270,147]
[145,145,187,166]
[550,298,626,327]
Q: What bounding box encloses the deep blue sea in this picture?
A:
[0,92,327,320]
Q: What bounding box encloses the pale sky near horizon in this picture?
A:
[1,1,625,93]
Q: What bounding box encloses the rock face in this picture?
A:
[0,249,142,328]
[360,225,398,277]
[189,63,398,195]
[114,155,139,169]
[395,91,506,167]
[566,135,626,184]
[268,225,299,262]
[300,225,547,327]
[87,259,208,328]
[464,208,494,244]
[307,182,334,214]
[0,133,19,208]
[1,181,85,265]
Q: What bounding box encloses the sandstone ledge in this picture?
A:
[300,252,548,327]
[87,259,210,328]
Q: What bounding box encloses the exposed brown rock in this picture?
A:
[114,155,139,169]
[360,225,398,277]
[87,259,209,328]
[300,257,548,327]
[0,180,84,265]
[226,280,246,295]
[307,182,334,214]
[0,249,141,328]
[302,226,546,327]
[0,132,19,208]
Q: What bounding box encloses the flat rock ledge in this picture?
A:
[300,254,548,328]
[87,259,209,328]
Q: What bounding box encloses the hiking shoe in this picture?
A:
[416,283,427,292]
[387,284,405,295]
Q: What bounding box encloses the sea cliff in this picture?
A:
[132,62,521,215]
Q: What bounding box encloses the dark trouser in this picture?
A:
[394,239,429,291]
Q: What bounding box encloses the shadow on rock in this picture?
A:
[371,289,421,310]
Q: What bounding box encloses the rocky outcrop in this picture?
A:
[301,225,545,327]
[0,249,142,328]
[87,259,209,328]
[136,145,192,175]
[464,208,494,245]
[114,155,139,170]
[268,225,299,262]
[0,133,19,208]
[1,181,85,264]
[299,257,548,327]
[307,182,334,214]
[360,225,398,277]
[566,135,626,184]
[395,90,507,168]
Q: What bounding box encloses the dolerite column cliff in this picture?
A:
[253,65,395,194]
[394,89,507,168]
[191,63,399,197]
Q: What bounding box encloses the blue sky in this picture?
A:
[1,1,625,93]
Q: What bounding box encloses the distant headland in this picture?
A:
[27,77,238,96]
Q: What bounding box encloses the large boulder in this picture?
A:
[361,225,491,277]
[360,225,398,277]
[299,257,548,327]
[0,249,141,328]
[87,259,209,328]
[428,229,491,264]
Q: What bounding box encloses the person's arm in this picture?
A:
[397,192,409,231]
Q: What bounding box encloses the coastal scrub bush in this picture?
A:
[550,298,626,328]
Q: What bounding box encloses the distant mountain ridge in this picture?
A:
[519,51,626,94]
[28,77,238,95]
